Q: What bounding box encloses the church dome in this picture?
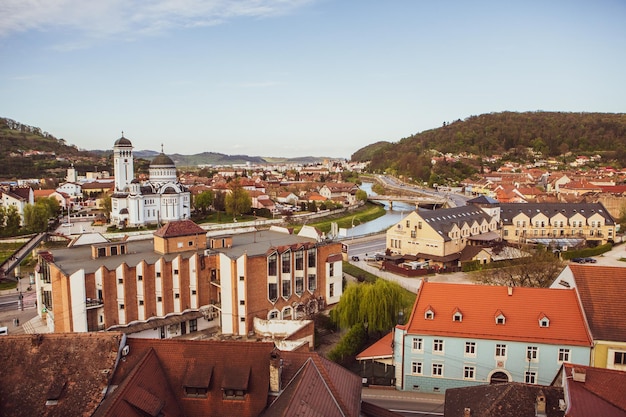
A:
[114,135,132,147]
[150,152,175,167]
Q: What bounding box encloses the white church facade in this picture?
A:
[110,135,191,228]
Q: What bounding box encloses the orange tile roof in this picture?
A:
[568,264,626,342]
[356,332,393,360]
[153,219,206,238]
[405,282,592,346]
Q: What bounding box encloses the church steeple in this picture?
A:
[113,133,134,192]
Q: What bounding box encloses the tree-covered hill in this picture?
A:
[352,111,626,183]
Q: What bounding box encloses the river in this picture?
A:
[345,182,420,237]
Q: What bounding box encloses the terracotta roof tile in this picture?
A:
[405,282,592,346]
[563,363,626,417]
[568,264,626,342]
[153,219,206,238]
[356,331,394,360]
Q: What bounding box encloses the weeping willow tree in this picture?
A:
[333,279,407,334]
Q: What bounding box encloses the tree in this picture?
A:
[333,279,408,334]
[225,179,251,218]
[213,191,226,212]
[5,205,21,236]
[24,202,49,232]
[37,197,60,218]
[194,190,214,214]
[0,206,6,232]
[474,246,564,287]
[101,194,112,220]
[355,189,368,202]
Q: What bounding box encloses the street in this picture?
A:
[362,387,444,416]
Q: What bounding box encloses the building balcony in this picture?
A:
[86,298,104,309]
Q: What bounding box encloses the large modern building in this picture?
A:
[110,135,191,227]
[35,220,343,339]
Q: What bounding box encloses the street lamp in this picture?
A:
[15,275,23,311]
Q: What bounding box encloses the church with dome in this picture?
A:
[109,135,191,228]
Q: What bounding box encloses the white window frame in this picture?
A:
[412,337,423,352]
[495,343,507,358]
[465,341,476,357]
[433,339,444,354]
[411,361,423,375]
[558,348,570,363]
[431,363,443,377]
[463,366,476,380]
[526,346,538,362]
[525,371,537,384]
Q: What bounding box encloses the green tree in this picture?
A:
[355,189,368,202]
[0,206,6,231]
[333,279,407,334]
[194,190,214,214]
[5,205,21,236]
[37,197,60,218]
[225,179,251,218]
[101,194,112,220]
[213,191,226,212]
[24,202,49,232]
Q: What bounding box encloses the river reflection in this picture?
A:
[345,182,421,237]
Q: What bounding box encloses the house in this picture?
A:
[393,282,592,393]
[552,363,626,417]
[318,182,360,205]
[385,205,500,269]
[33,188,70,209]
[444,383,565,417]
[276,191,298,206]
[0,334,389,417]
[0,185,34,225]
[499,202,616,246]
[34,220,342,339]
[551,264,626,370]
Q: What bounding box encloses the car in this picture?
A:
[583,257,597,263]
[571,258,586,263]
[363,255,377,262]
[351,255,360,261]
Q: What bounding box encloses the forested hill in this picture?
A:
[352,111,626,174]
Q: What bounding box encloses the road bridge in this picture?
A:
[0,232,48,281]
[368,195,446,210]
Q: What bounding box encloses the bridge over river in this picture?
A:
[368,195,447,209]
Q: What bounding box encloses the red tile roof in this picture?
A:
[563,363,626,417]
[153,219,206,238]
[568,264,626,342]
[356,332,393,360]
[405,282,592,346]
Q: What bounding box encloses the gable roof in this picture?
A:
[0,333,123,417]
[499,203,615,225]
[417,205,495,242]
[153,219,206,238]
[405,282,592,346]
[444,383,564,417]
[567,264,626,342]
[561,363,626,417]
[356,331,394,361]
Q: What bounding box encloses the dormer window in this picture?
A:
[538,314,550,328]
[424,306,435,320]
[453,308,463,322]
[495,310,506,325]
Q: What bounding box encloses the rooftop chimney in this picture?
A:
[507,286,513,296]
[536,391,547,416]
[269,351,282,393]
[572,367,586,383]
[464,407,471,417]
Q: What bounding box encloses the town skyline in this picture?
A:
[1,0,625,158]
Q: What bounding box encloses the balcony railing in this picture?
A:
[86,298,104,309]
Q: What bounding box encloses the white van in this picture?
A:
[0,326,8,336]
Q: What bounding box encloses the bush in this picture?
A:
[327,323,367,364]
[561,243,613,260]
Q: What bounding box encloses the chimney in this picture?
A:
[269,351,282,393]
[464,407,471,417]
[507,286,513,296]
[536,391,547,416]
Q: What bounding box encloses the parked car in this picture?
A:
[583,257,597,263]
[363,254,378,262]
[571,258,586,263]
[351,255,360,261]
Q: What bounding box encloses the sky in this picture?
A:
[1,1,625,159]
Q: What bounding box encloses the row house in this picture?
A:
[34,220,342,339]
[552,264,626,372]
[392,282,592,393]
[500,202,616,246]
[385,205,500,268]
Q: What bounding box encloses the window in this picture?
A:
[308,249,316,268]
[432,363,443,377]
[411,362,423,375]
[295,276,304,296]
[157,296,162,302]
[453,312,462,322]
[496,314,505,325]
[185,387,208,398]
[174,269,179,275]
[156,272,161,277]
[558,348,570,363]
[268,283,278,303]
[496,344,507,358]
[268,254,277,276]
[433,339,444,353]
[175,293,180,299]
[425,310,434,320]
[239,275,244,281]
[137,275,143,281]
[527,346,538,361]
[239,300,245,305]
[111,246,118,255]
[525,371,537,384]
[268,310,279,320]
[282,277,291,298]
[308,274,316,292]
[188,240,193,246]
[189,319,198,332]
[240,317,245,322]
[192,289,197,295]
[281,252,291,274]
[412,337,423,352]
[330,283,334,298]
[329,263,335,276]
[463,366,475,380]
[295,251,304,270]
[119,303,125,310]
[118,278,123,284]
[465,342,476,356]
[614,351,626,365]
[406,220,410,228]
[139,300,144,306]
[223,389,245,400]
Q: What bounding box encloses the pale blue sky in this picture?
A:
[1,0,624,158]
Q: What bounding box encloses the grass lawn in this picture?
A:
[293,202,386,234]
